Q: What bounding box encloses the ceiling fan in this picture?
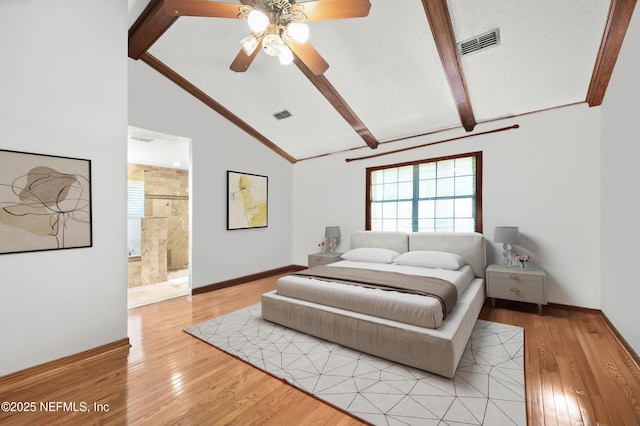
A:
[164,0,371,75]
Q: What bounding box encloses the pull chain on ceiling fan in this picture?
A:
[163,0,371,75]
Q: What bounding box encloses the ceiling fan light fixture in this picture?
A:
[278,45,293,65]
[287,22,309,43]
[239,34,259,55]
[247,10,269,32]
[262,33,284,57]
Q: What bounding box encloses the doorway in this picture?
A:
[127,126,191,308]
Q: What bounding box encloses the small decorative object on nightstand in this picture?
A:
[308,252,343,267]
[514,253,533,269]
[486,264,547,315]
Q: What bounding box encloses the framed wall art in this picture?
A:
[227,170,268,230]
[0,149,92,254]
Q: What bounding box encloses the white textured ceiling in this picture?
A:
[128,126,190,170]
[129,0,616,161]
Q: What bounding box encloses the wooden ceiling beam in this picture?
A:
[421,0,476,132]
[586,0,637,106]
[294,57,379,149]
[140,53,298,164]
[129,0,177,60]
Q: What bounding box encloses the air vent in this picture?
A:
[130,136,154,143]
[273,110,292,120]
[457,29,500,56]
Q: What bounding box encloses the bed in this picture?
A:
[261,231,487,378]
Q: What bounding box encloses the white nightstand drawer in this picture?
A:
[308,253,343,267]
[490,270,544,283]
[487,276,546,304]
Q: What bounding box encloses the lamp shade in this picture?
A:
[494,226,520,243]
[324,226,341,238]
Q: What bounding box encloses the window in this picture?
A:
[127,180,145,257]
[127,180,145,219]
[366,152,482,233]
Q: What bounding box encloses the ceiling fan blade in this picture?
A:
[301,0,371,22]
[230,46,260,72]
[164,0,243,18]
[287,40,329,75]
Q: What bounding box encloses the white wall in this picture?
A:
[0,1,127,375]
[601,7,640,354]
[293,105,602,309]
[128,60,293,288]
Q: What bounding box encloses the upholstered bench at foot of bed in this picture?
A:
[261,278,485,378]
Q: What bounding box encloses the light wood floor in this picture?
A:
[1,274,639,425]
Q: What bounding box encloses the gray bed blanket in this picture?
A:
[293,265,457,318]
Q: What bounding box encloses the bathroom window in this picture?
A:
[127,180,144,256]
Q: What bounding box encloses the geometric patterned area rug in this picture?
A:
[185,304,526,425]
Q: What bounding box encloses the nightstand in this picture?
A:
[486,264,547,315]
[308,252,343,267]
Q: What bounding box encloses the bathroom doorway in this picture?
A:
[127,126,191,308]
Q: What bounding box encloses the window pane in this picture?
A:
[435,199,453,217]
[383,168,398,183]
[398,165,413,182]
[437,160,455,178]
[419,162,436,179]
[382,202,397,218]
[397,201,413,218]
[455,218,475,232]
[417,218,435,232]
[455,198,473,218]
[419,179,436,198]
[127,181,145,218]
[436,177,454,197]
[371,184,384,201]
[455,176,475,196]
[371,219,383,231]
[398,181,413,199]
[370,202,383,219]
[418,200,435,218]
[382,219,397,231]
[371,170,384,185]
[454,157,474,176]
[435,218,454,232]
[383,183,397,199]
[397,219,413,232]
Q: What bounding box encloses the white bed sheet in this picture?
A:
[275,262,475,329]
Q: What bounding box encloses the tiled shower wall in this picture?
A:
[128,163,189,287]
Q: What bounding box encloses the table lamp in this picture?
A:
[494,226,520,266]
[324,226,341,253]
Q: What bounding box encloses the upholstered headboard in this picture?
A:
[350,231,486,278]
[350,231,409,253]
[409,232,486,278]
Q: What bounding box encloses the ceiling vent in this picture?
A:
[273,110,292,120]
[129,136,154,143]
[457,29,500,56]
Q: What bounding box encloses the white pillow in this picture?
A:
[341,247,401,264]
[394,250,466,270]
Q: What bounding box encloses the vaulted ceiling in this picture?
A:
[128,0,636,163]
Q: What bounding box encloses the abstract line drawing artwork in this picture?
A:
[0,149,92,254]
[227,171,268,230]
